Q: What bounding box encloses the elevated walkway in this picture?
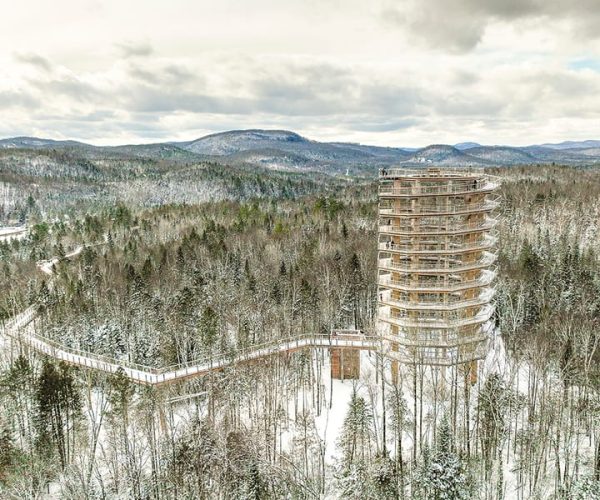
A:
[2,308,376,386]
[0,240,377,385]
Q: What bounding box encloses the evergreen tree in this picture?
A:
[200,305,219,353]
[0,426,16,483]
[35,361,82,469]
[338,387,374,467]
[415,418,470,500]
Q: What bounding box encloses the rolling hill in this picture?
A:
[1,130,600,174]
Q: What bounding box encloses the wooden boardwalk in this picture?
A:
[1,238,376,385]
[3,307,376,385]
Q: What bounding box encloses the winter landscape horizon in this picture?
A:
[2,1,600,499]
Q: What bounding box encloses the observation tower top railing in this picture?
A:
[379,166,498,179]
[378,167,500,196]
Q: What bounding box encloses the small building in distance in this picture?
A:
[377,167,499,370]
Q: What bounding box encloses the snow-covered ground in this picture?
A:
[5,232,594,498]
[314,351,377,462]
[37,244,84,275]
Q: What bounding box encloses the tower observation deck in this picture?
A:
[377,167,499,366]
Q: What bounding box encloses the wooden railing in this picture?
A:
[0,238,379,385]
[0,226,28,242]
[378,303,494,329]
[378,251,497,273]
[378,288,495,311]
[378,217,498,234]
[378,234,497,253]
[3,308,377,386]
[378,268,496,290]
[378,199,500,216]
[379,180,498,197]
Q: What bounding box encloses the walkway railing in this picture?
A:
[0,227,28,244]
[378,287,495,311]
[0,238,379,385]
[2,308,377,385]
[378,217,497,235]
[378,234,497,254]
[378,251,497,273]
[379,268,496,291]
[378,303,494,329]
[379,180,498,197]
[379,199,500,216]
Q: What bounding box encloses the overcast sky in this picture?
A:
[1,0,599,147]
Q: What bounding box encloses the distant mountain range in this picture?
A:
[1,130,600,174]
[538,140,600,150]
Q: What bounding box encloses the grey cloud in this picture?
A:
[153,62,351,116]
[450,70,480,86]
[462,0,600,20]
[14,52,52,72]
[123,59,427,120]
[456,68,600,120]
[251,81,346,116]
[5,48,600,145]
[382,6,483,52]
[35,110,117,123]
[128,62,201,87]
[345,118,420,132]
[126,86,256,114]
[0,90,40,109]
[126,62,422,119]
[116,41,153,58]
[251,63,354,98]
[128,66,159,84]
[249,63,418,117]
[359,83,421,116]
[434,94,505,117]
[383,0,600,51]
[163,64,197,83]
[532,71,600,97]
[36,75,105,103]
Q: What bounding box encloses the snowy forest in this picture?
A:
[2,163,600,499]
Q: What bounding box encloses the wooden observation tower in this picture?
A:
[377,167,499,373]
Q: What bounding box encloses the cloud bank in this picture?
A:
[0,0,598,146]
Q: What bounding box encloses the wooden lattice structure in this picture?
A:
[377,167,499,366]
